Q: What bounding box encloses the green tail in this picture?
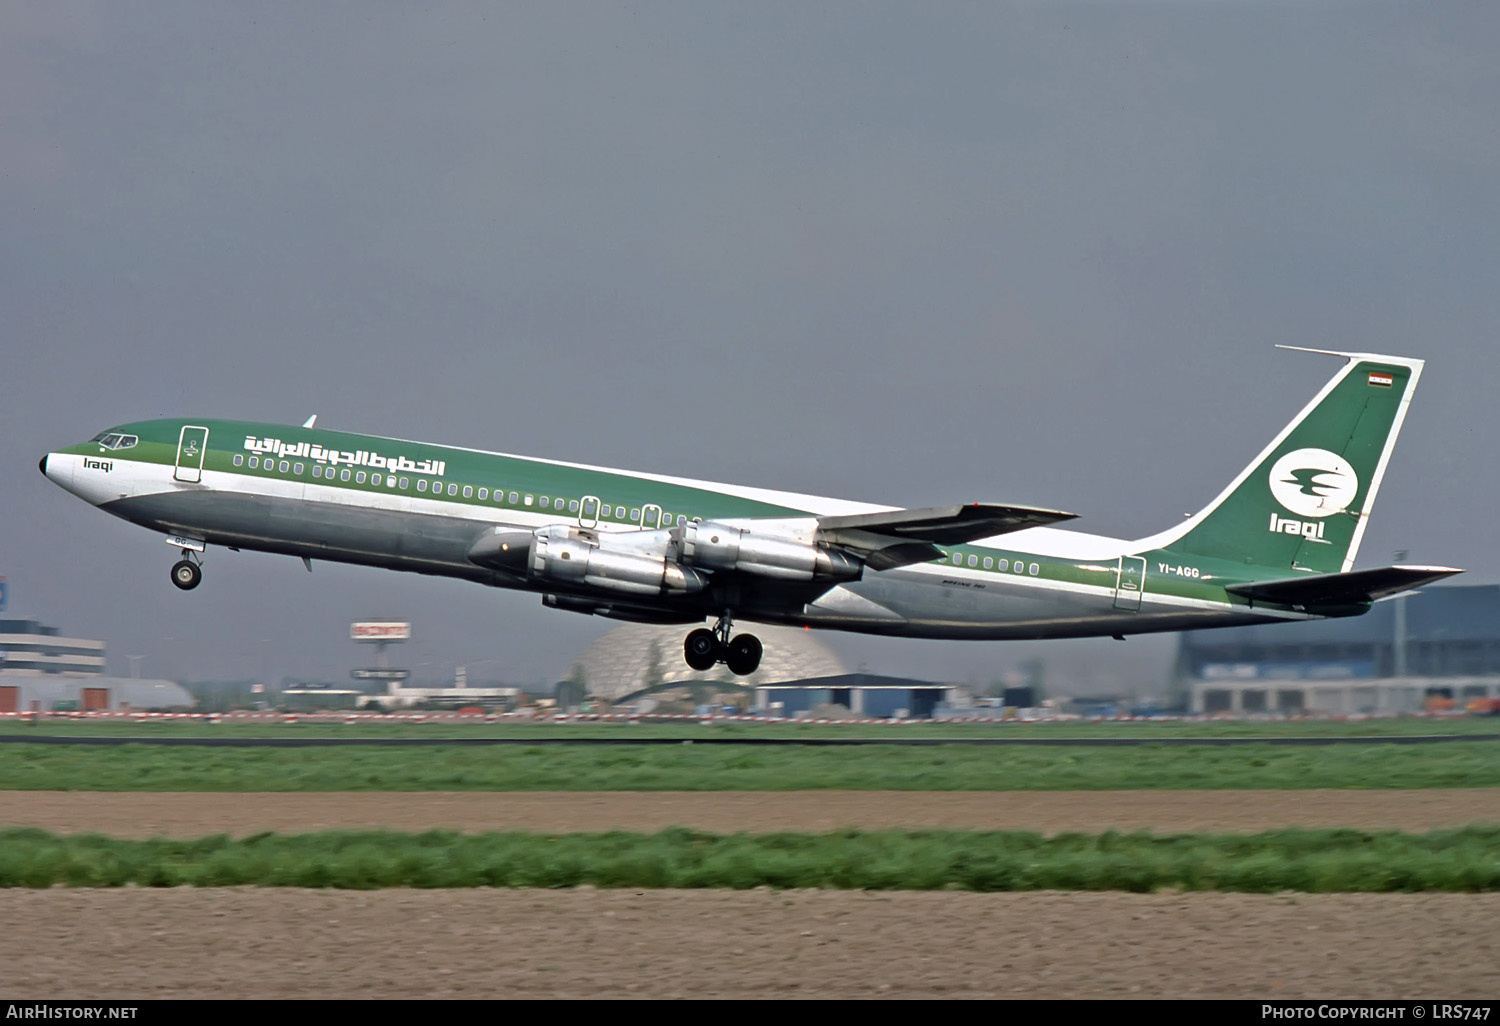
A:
[1140,349,1422,575]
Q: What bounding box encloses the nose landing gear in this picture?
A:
[170,550,203,591]
[683,610,763,676]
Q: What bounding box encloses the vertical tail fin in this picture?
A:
[1136,349,1423,574]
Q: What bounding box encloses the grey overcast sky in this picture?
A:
[3,2,1496,692]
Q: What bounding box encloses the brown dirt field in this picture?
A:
[6,888,1500,1000]
[3,790,1499,999]
[2,789,1499,838]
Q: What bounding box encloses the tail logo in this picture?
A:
[1268,448,1359,519]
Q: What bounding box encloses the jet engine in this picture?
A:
[529,525,707,596]
[676,521,862,581]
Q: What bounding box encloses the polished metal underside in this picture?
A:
[101,490,1284,640]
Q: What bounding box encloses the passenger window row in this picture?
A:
[948,550,1040,576]
[230,453,694,525]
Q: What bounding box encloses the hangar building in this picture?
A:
[757,673,952,718]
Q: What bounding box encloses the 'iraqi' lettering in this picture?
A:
[1268,512,1329,543]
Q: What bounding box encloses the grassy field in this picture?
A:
[4,718,1494,893]
[2,824,1496,892]
[0,737,1495,790]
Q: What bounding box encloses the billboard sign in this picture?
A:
[351,622,411,642]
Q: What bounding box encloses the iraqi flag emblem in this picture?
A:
[1368,372,1394,388]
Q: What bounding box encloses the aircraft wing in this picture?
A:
[817,503,1077,571]
[1225,565,1464,607]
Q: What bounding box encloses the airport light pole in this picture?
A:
[1393,550,1409,680]
[260,638,273,700]
[461,658,507,685]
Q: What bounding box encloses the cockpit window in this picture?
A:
[92,433,139,451]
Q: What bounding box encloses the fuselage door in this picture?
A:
[640,503,663,530]
[579,495,600,529]
[1114,555,1147,611]
[174,426,210,484]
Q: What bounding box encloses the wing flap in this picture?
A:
[1225,565,1463,607]
[817,503,1076,570]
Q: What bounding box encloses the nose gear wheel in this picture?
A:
[171,554,202,591]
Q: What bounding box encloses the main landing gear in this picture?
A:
[684,611,763,676]
[170,550,202,591]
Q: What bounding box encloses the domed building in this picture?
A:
[563,622,848,704]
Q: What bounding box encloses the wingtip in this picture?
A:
[968,503,1077,520]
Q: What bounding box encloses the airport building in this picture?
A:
[1176,584,1500,714]
[757,673,952,718]
[0,611,192,713]
[0,616,106,675]
[0,673,193,714]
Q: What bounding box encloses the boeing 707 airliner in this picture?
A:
[39,348,1460,676]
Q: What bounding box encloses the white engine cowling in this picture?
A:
[530,525,707,596]
[677,521,862,581]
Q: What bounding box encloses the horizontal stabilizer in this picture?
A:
[818,503,1076,571]
[1225,565,1463,607]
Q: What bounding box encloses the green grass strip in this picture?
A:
[1,825,1497,892]
[0,740,1496,791]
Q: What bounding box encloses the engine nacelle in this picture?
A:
[530,525,707,596]
[677,521,862,581]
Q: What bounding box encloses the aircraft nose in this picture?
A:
[38,453,48,476]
